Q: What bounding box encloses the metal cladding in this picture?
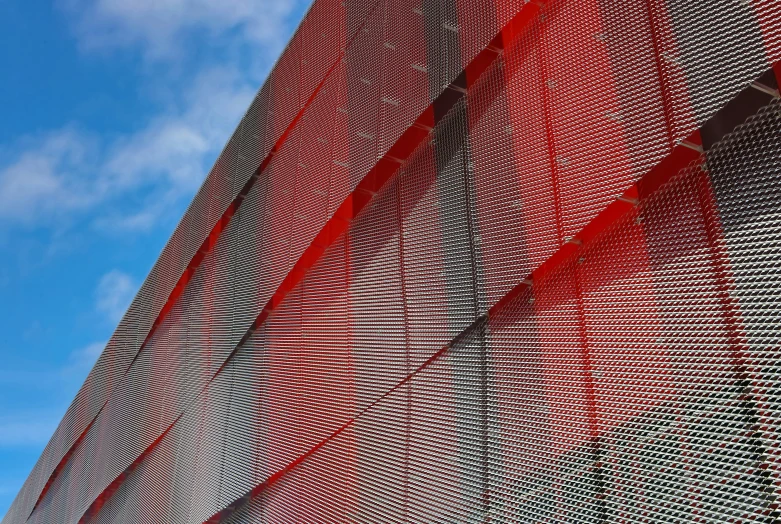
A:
[5,0,781,522]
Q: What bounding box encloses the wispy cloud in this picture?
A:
[95,270,135,323]
[0,66,255,233]
[104,66,256,192]
[66,341,105,372]
[61,0,303,61]
[0,0,307,235]
[0,129,99,225]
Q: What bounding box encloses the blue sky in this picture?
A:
[0,0,310,515]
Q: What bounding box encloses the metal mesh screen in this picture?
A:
[4,0,781,522]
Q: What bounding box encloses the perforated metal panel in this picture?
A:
[5,1,781,523]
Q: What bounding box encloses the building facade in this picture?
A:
[4,0,781,522]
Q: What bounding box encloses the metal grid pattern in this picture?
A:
[4,0,781,522]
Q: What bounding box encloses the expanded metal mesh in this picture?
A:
[4,0,781,522]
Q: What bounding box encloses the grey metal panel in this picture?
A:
[666,0,769,125]
[707,100,781,492]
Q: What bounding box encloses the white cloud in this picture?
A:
[0,130,99,224]
[0,0,307,234]
[61,0,303,60]
[95,270,135,323]
[104,66,255,192]
[0,66,255,232]
[67,341,105,371]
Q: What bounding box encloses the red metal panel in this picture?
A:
[346,5,384,189]
[328,63,352,216]
[263,286,305,480]
[701,98,781,506]
[455,0,499,70]
[187,370,231,522]
[298,236,357,511]
[538,0,634,240]
[300,0,347,98]
[265,125,302,289]
[289,73,337,267]
[469,56,535,304]
[348,178,409,409]
[501,22,560,276]
[268,33,303,150]
[407,362,459,519]
[379,0,431,157]
[219,341,266,506]
[257,425,359,523]
[578,210,666,430]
